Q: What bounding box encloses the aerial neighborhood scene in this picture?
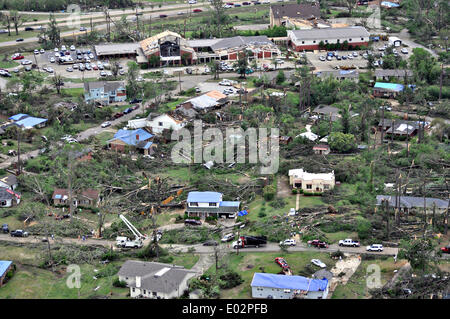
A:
[0,0,449,304]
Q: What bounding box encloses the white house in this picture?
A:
[118,260,196,299]
[186,191,240,219]
[0,187,21,207]
[128,113,186,134]
[288,168,335,193]
[251,273,329,299]
[0,175,18,191]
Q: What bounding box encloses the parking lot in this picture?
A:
[24,45,131,79]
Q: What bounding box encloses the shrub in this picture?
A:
[292,188,298,194]
[219,271,244,289]
[263,185,276,201]
[113,277,127,288]
[258,211,267,218]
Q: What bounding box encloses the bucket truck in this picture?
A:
[116,214,148,248]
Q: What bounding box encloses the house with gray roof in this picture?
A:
[270,3,322,28]
[84,81,127,105]
[118,260,197,299]
[376,195,449,214]
[374,69,413,81]
[312,105,357,122]
[0,174,18,191]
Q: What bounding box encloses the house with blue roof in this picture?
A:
[8,114,47,129]
[108,128,155,156]
[0,260,13,287]
[251,272,329,299]
[373,82,405,98]
[186,191,240,219]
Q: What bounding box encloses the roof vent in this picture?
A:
[154,267,171,278]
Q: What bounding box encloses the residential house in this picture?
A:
[177,90,228,113]
[0,187,21,207]
[374,69,412,81]
[0,174,18,190]
[108,128,155,156]
[313,144,330,155]
[84,81,127,105]
[376,195,449,215]
[372,82,404,98]
[186,191,240,219]
[279,136,293,145]
[128,113,186,134]
[8,114,47,129]
[311,105,357,122]
[288,26,370,51]
[316,70,359,82]
[270,3,323,28]
[251,273,329,299]
[118,260,196,299]
[288,168,335,193]
[0,261,13,287]
[52,188,101,207]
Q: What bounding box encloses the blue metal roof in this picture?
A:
[251,273,328,292]
[9,114,28,121]
[374,82,404,92]
[381,1,400,8]
[15,117,47,128]
[220,201,240,207]
[187,191,222,203]
[0,260,12,277]
[109,129,153,146]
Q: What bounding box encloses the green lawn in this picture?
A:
[0,60,19,68]
[332,258,408,299]
[61,87,84,97]
[211,251,336,299]
[95,131,115,145]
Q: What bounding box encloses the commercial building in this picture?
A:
[118,260,196,299]
[288,168,335,193]
[269,3,323,28]
[251,273,329,299]
[94,43,141,60]
[186,191,240,219]
[288,26,370,51]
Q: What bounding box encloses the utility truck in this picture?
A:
[116,214,148,248]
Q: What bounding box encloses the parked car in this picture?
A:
[66,67,73,72]
[113,112,124,119]
[288,208,296,216]
[123,107,133,114]
[159,14,168,18]
[307,239,328,248]
[33,49,39,55]
[130,98,143,104]
[10,229,29,237]
[101,121,111,128]
[275,257,289,269]
[80,27,87,31]
[311,259,326,268]
[319,55,326,61]
[339,239,360,247]
[219,80,232,86]
[401,48,408,54]
[185,219,202,226]
[1,224,9,233]
[221,233,235,242]
[16,38,24,42]
[366,244,383,252]
[100,71,107,77]
[203,240,218,246]
[70,45,76,51]
[193,8,202,12]
[280,239,296,246]
[12,54,24,60]
[441,246,450,254]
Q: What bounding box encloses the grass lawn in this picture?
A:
[331,258,408,299]
[0,243,42,266]
[0,60,19,68]
[0,139,36,156]
[94,131,115,145]
[0,215,24,231]
[210,251,336,299]
[61,87,84,98]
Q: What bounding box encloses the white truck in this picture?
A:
[338,238,360,247]
[115,214,147,248]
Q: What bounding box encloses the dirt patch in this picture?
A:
[277,175,292,198]
[328,254,362,297]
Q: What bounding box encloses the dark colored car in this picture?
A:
[24,27,34,31]
[307,239,328,249]
[242,1,251,4]
[441,246,450,254]
[113,112,124,119]
[10,229,29,237]
[16,38,24,42]
[159,14,168,18]
[131,104,140,110]
[123,107,133,114]
[1,224,9,233]
[130,98,143,104]
[185,219,202,226]
[253,1,261,4]
[234,3,241,7]
[203,240,218,246]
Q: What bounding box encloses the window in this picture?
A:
[152,292,157,296]
[190,202,198,207]
[209,202,216,207]
[313,41,316,43]
[132,288,135,293]
[284,289,291,293]
[349,38,352,42]
[324,184,330,190]
[361,37,364,41]
[307,184,312,189]
[143,290,146,294]
[302,41,305,44]
[0,200,6,206]
[325,40,328,43]
[159,122,163,126]
[337,39,340,43]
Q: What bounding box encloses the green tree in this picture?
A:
[409,48,440,84]
[236,50,249,79]
[276,70,285,84]
[45,13,61,46]
[329,132,356,153]
[398,238,440,272]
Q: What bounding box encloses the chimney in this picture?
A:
[136,134,139,141]
[136,276,141,288]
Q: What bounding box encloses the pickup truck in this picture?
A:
[1,223,9,233]
[10,229,29,237]
[339,239,360,247]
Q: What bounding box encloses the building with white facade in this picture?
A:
[251,273,329,299]
[288,168,335,193]
[128,113,186,134]
[186,191,240,219]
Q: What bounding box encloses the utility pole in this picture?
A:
[380,106,385,145]
[439,63,443,100]
[423,179,427,237]
[16,124,22,175]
